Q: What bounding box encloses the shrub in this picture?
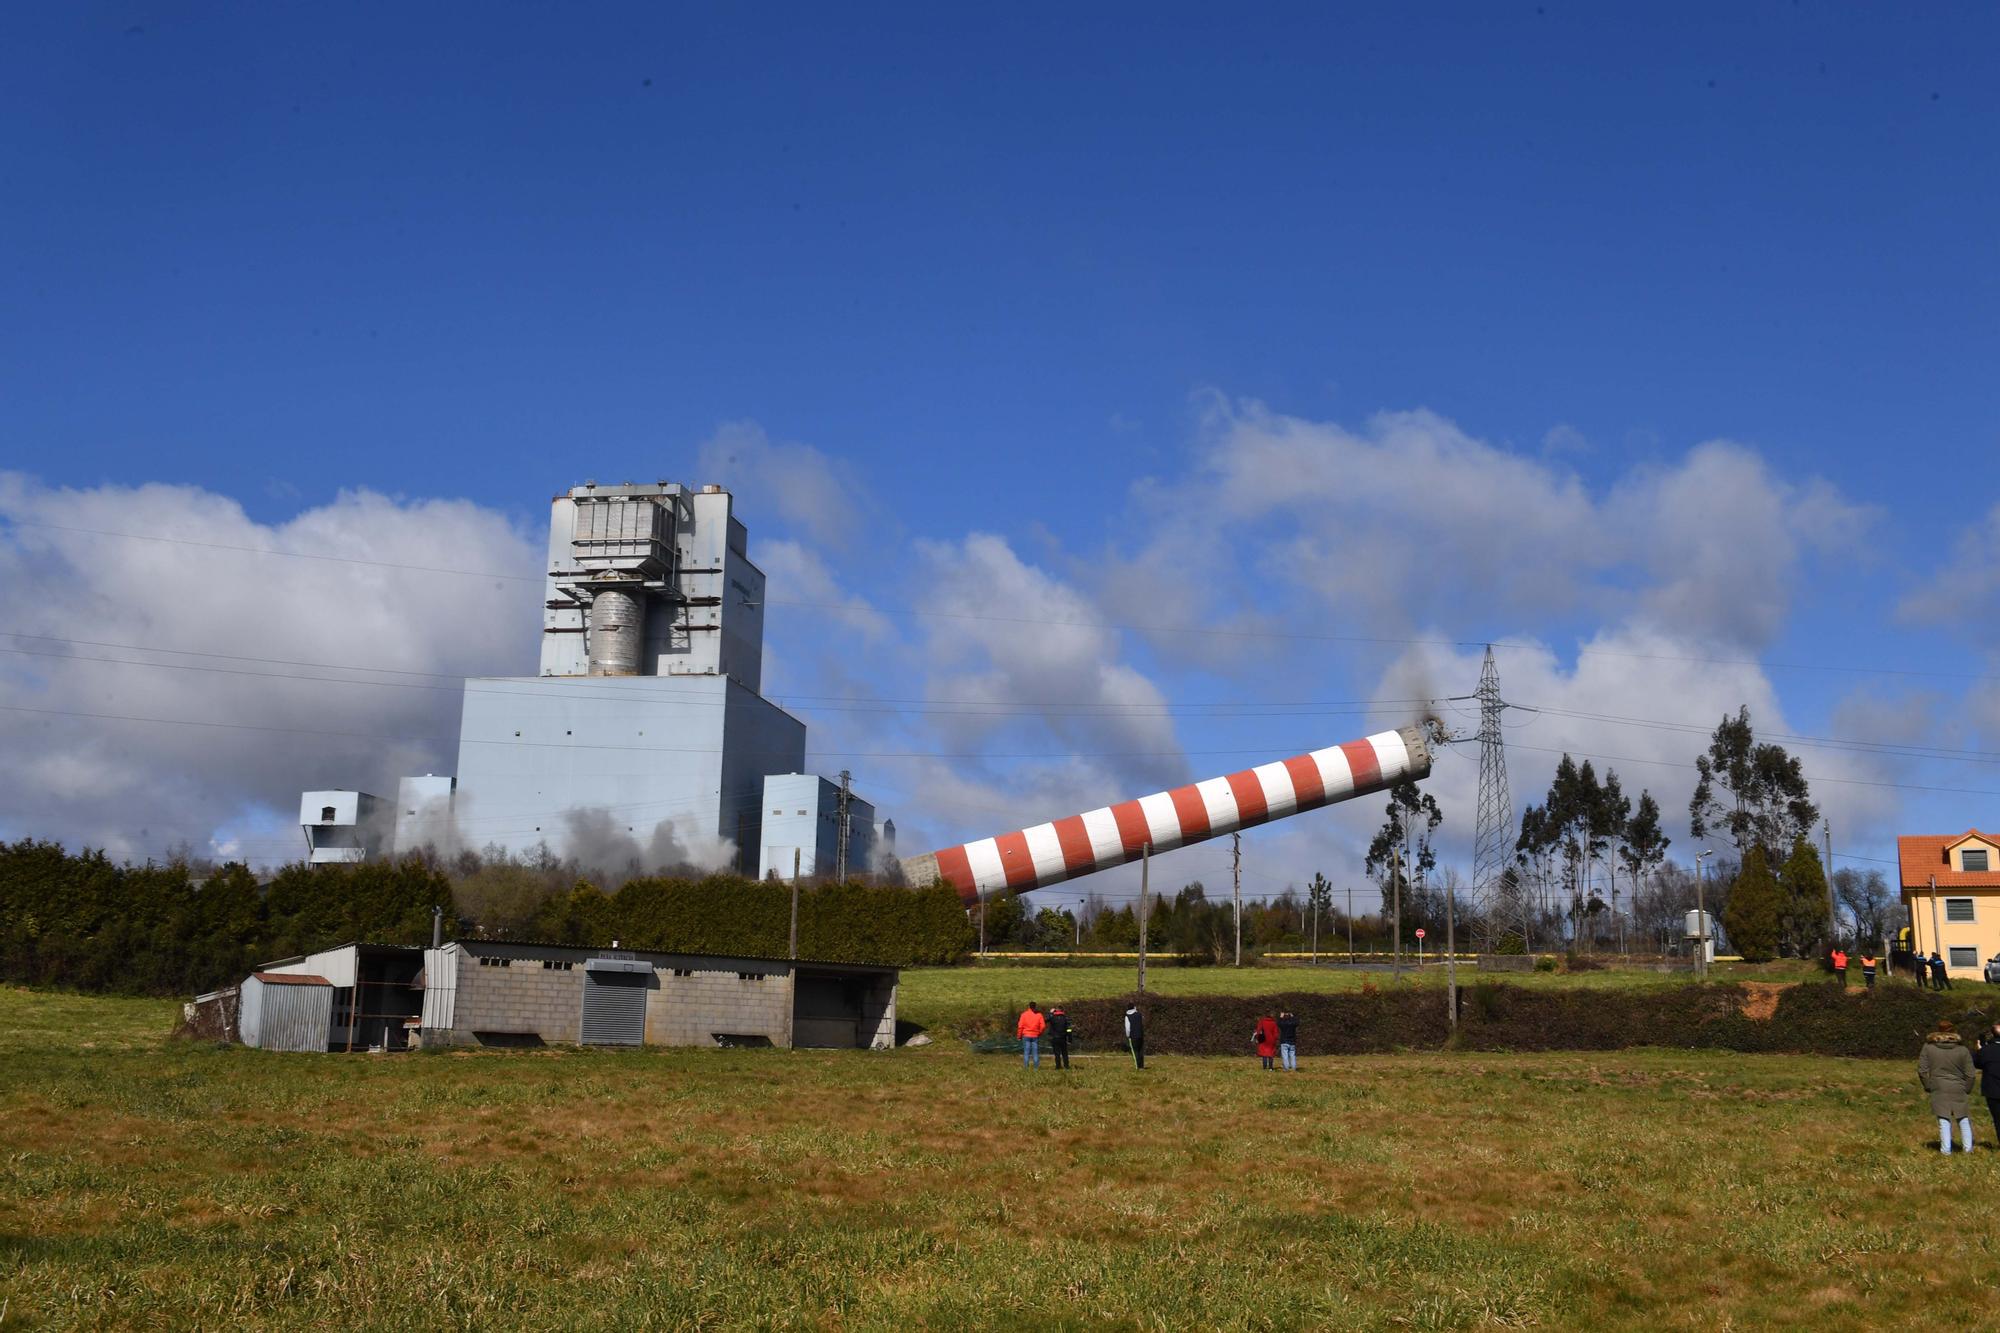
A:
[1724,846,1783,963]
[1534,956,1559,973]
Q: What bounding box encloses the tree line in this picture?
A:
[0,839,971,997]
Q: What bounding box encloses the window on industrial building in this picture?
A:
[738,972,766,981]
[320,805,335,822]
[1950,947,1978,969]
[478,955,512,968]
[541,960,573,970]
[672,968,692,977]
[1963,849,1991,872]
[1946,898,1975,923]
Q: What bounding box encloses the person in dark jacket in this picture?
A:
[1124,1004,1145,1070]
[1930,951,1953,990]
[1919,1019,1977,1154]
[1976,1024,2000,1146]
[1047,1005,1073,1072]
[1276,1008,1299,1072]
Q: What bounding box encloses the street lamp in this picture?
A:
[1694,849,1714,980]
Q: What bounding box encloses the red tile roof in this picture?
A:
[251,971,332,986]
[1897,832,2000,891]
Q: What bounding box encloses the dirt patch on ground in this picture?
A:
[1740,982,1789,1021]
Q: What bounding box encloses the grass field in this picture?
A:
[893,958,1897,1034]
[3,984,1996,1330]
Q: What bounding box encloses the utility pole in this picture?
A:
[979,891,987,957]
[1694,849,1712,980]
[789,848,801,959]
[1929,874,1942,964]
[1823,818,1837,939]
[1138,843,1150,995]
[1232,832,1243,967]
[834,770,852,883]
[1310,892,1319,965]
[1346,887,1354,964]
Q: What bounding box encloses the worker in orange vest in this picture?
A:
[1017,1001,1047,1070]
[1830,947,1848,986]
[1860,954,1878,989]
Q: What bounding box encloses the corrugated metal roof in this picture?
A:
[251,971,332,986]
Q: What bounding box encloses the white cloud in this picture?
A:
[0,474,542,862]
[1186,402,1872,649]
[696,420,875,551]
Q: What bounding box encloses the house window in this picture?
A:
[1950,947,1978,969]
[1963,849,1990,872]
[1945,898,1976,923]
[320,805,336,822]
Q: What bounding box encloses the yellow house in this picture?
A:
[1899,830,2000,978]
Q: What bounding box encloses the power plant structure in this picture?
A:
[900,725,1436,902]
[299,481,876,877]
[298,479,1443,897]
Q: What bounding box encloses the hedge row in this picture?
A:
[528,875,973,966]
[1028,981,1992,1061]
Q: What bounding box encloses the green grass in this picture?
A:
[3,984,1999,1330]
[894,957,1967,1034]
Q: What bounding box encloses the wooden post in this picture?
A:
[1232,833,1242,967]
[789,848,801,959]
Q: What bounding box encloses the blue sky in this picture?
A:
[2,6,1996,901]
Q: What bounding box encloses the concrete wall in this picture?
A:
[647,964,791,1047]
[450,952,587,1044]
[424,942,893,1050]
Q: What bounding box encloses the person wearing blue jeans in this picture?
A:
[1919,1019,1977,1154]
[1277,1008,1299,1072]
[1017,1002,1046,1070]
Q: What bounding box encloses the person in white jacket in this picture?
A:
[1124,1004,1145,1070]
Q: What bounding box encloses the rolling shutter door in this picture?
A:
[581,967,649,1045]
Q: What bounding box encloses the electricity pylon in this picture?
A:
[1470,646,1530,952]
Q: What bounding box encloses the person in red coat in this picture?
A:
[1253,1012,1281,1071]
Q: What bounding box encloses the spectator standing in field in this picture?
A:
[1930,951,1953,991]
[1830,947,1848,986]
[1124,1003,1146,1070]
[1277,1008,1299,1072]
[1860,954,1878,989]
[1047,1005,1072,1072]
[1919,1019,1977,1154]
[1253,1012,1280,1071]
[1974,1024,2000,1147]
[1017,1002,1046,1070]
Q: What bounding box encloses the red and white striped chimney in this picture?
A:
[901,725,1433,903]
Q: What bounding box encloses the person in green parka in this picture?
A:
[1919,1019,1978,1155]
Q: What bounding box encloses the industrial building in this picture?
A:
[197,940,897,1052]
[300,481,884,876]
[756,772,887,881]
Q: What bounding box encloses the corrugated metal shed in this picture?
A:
[240,972,334,1052]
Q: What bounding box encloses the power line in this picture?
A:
[7,518,1996,684]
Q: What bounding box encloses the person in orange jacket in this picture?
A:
[1253,1012,1281,1071]
[1830,947,1848,986]
[1017,1001,1047,1070]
